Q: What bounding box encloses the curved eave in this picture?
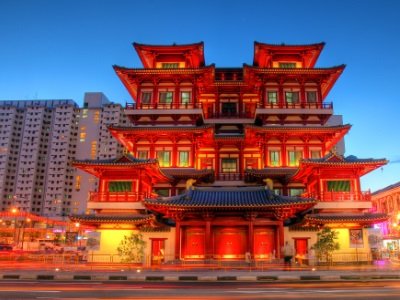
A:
[144,199,316,211]
[69,214,155,225]
[304,213,389,225]
[133,42,205,68]
[245,65,345,99]
[245,124,351,134]
[108,124,214,134]
[73,160,172,181]
[113,65,213,75]
[253,41,325,68]
[292,159,388,180]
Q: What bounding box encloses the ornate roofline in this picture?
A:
[245,124,351,133]
[69,214,155,225]
[304,213,389,225]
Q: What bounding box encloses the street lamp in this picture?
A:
[21,218,31,251]
[11,207,18,247]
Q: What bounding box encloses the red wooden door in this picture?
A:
[253,228,275,260]
[182,227,205,259]
[213,227,247,260]
[294,238,308,257]
[151,239,165,265]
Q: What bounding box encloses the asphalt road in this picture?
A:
[1,281,400,300]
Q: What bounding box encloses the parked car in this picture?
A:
[0,243,13,251]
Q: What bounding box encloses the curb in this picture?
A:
[1,273,400,282]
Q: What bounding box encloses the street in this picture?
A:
[1,281,400,299]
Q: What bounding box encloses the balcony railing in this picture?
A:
[89,192,149,202]
[303,191,371,202]
[126,102,202,110]
[260,102,333,109]
[206,111,254,119]
[216,173,243,181]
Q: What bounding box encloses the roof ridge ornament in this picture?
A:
[263,178,274,190]
[186,178,196,191]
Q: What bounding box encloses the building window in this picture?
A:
[137,150,148,160]
[267,91,278,104]
[285,91,299,104]
[178,151,189,167]
[180,91,191,104]
[93,111,100,124]
[221,158,237,173]
[307,91,317,103]
[326,180,350,192]
[154,188,169,197]
[221,102,237,116]
[108,181,132,192]
[90,141,97,159]
[141,92,152,104]
[289,188,304,196]
[161,63,179,69]
[279,62,296,68]
[269,150,281,167]
[75,176,81,190]
[157,151,171,167]
[159,92,173,104]
[288,150,302,166]
[310,150,321,159]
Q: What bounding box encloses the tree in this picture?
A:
[117,233,146,263]
[311,227,340,264]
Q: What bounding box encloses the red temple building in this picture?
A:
[72,42,388,264]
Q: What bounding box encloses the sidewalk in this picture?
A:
[1,260,400,282]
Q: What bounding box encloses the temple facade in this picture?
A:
[73,42,387,264]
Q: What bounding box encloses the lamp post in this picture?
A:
[11,207,18,247]
[21,218,31,251]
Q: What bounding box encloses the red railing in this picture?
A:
[216,173,243,181]
[126,102,202,110]
[303,191,371,202]
[89,192,148,202]
[261,102,333,109]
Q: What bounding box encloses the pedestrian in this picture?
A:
[281,241,294,266]
[245,251,251,267]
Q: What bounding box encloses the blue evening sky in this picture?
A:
[0,0,399,192]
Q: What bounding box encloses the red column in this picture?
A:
[205,220,211,259]
[276,222,284,258]
[175,221,181,260]
[248,220,254,255]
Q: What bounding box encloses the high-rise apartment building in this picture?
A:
[0,93,128,218]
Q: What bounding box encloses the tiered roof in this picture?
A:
[144,186,315,212]
[304,213,388,226]
[292,152,388,181]
[253,42,325,68]
[73,155,171,181]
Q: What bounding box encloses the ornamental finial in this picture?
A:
[263,178,273,190]
[186,178,196,191]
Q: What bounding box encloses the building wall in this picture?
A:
[0,94,128,217]
[371,182,400,239]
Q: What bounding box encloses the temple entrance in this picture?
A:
[213,227,247,260]
[294,238,309,264]
[182,227,205,259]
[253,227,275,260]
[151,238,165,265]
